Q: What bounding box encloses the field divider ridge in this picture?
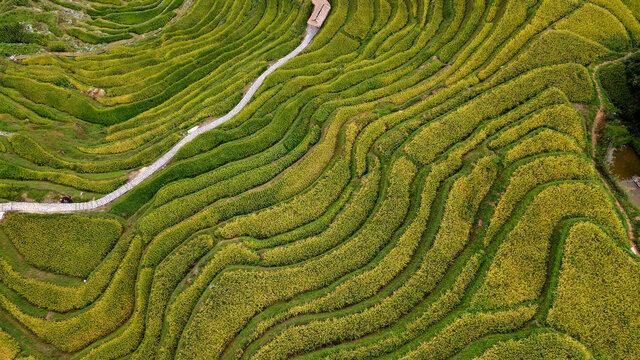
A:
[0,24,322,214]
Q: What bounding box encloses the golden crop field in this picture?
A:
[0,0,639,359]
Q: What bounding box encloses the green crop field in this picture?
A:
[0,0,639,359]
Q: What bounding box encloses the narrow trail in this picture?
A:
[0,25,320,214]
[590,50,640,256]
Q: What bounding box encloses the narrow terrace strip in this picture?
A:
[0,25,321,214]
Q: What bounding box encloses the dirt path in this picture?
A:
[0,25,320,214]
[590,50,640,255]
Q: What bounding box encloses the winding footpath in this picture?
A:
[590,50,640,256]
[0,25,320,214]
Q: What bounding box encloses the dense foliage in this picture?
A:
[600,52,640,148]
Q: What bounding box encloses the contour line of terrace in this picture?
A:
[0,2,330,214]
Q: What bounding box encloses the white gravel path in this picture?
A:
[0,25,319,213]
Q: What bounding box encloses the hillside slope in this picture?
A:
[0,0,639,359]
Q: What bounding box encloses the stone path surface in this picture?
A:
[0,25,320,214]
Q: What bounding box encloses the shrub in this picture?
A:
[47,41,66,52]
[599,62,632,112]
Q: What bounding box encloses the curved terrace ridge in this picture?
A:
[0,23,323,214]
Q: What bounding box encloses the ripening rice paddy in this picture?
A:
[0,0,639,359]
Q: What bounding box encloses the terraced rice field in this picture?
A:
[0,0,639,359]
[0,0,192,56]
